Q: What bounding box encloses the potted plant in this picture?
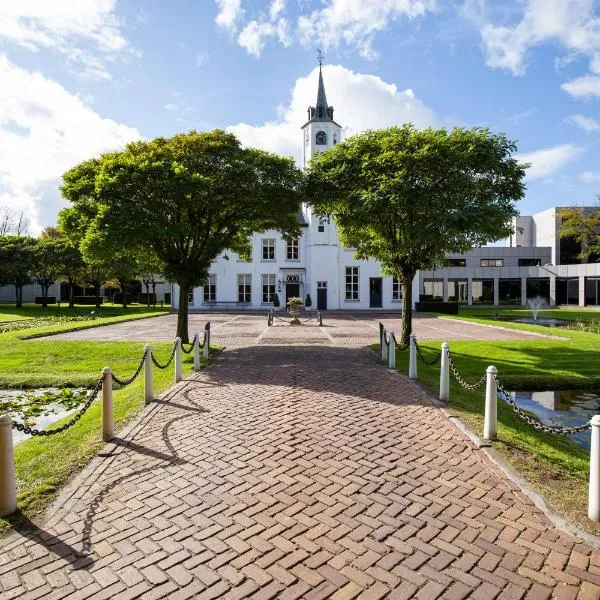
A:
[287,296,302,324]
[273,293,280,309]
[305,293,312,308]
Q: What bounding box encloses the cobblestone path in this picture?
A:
[2,345,600,599]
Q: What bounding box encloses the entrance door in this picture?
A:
[317,281,327,310]
[370,278,382,308]
[286,283,300,306]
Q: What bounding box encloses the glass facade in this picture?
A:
[556,278,579,305]
[586,278,600,306]
[526,278,550,303]
[448,280,468,303]
[423,280,443,300]
[498,279,521,305]
[472,279,494,304]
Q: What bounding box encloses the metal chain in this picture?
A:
[447,350,487,390]
[112,349,148,387]
[11,378,103,436]
[151,341,177,369]
[414,339,441,366]
[494,375,591,435]
[181,335,197,354]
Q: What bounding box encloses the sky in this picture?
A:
[2,0,600,235]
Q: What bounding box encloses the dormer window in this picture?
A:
[316,131,327,145]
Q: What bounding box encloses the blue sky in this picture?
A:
[1,0,600,234]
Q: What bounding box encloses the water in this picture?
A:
[503,389,600,448]
[512,317,568,327]
[527,296,546,321]
[0,389,84,445]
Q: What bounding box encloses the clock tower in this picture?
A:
[301,59,342,169]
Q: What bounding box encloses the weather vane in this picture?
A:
[317,48,324,68]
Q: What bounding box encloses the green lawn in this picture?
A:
[0,306,212,535]
[393,310,600,534]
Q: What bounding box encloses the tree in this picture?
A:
[0,236,36,307]
[31,236,63,307]
[306,125,526,346]
[61,130,302,341]
[559,202,600,262]
[137,250,165,307]
[80,261,110,309]
[0,204,29,236]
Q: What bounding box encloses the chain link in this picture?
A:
[447,350,487,390]
[494,375,592,435]
[112,349,148,386]
[11,378,103,436]
[151,341,177,369]
[414,339,441,366]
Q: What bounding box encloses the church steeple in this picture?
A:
[304,50,338,125]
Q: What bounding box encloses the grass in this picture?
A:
[0,304,212,536]
[393,308,600,534]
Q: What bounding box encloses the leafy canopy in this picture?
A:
[559,202,600,262]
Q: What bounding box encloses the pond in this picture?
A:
[0,388,88,445]
[502,389,600,448]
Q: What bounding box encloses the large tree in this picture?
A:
[31,235,63,307]
[559,202,600,262]
[0,236,36,307]
[306,125,526,346]
[61,130,302,341]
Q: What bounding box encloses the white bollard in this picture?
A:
[388,329,396,370]
[409,333,417,380]
[144,345,153,405]
[102,367,113,442]
[483,365,498,441]
[175,337,182,383]
[439,342,449,402]
[589,415,600,521]
[193,333,201,372]
[0,414,17,517]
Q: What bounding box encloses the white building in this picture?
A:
[171,68,600,313]
[173,66,420,312]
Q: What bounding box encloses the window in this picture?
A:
[238,274,251,303]
[262,274,276,303]
[423,280,443,300]
[472,279,494,304]
[526,278,550,303]
[316,131,327,145]
[480,258,504,267]
[188,292,194,306]
[448,258,466,267]
[448,280,468,303]
[262,239,275,260]
[518,258,541,267]
[203,275,216,303]
[498,279,521,305]
[345,266,359,301]
[392,277,403,301]
[286,238,299,260]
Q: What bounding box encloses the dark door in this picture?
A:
[286,283,300,305]
[370,277,382,308]
[317,281,327,310]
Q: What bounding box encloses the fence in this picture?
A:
[378,323,600,522]
[0,324,211,518]
[267,309,323,327]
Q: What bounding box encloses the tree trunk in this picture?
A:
[152,282,156,307]
[119,280,128,309]
[177,282,190,344]
[42,284,49,308]
[400,271,416,347]
[94,283,101,309]
[68,280,75,309]
[145,281,150,307]
[15,284,22,308]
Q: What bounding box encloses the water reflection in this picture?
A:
[503,390,600,448]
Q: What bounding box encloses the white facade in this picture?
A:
[173,67,419,313]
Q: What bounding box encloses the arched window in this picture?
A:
[316,131,327,145]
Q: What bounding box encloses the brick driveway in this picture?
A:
[2,343,600,599]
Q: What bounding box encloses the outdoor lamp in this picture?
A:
[277,280,282,293]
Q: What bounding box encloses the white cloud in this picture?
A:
[227,65,438,164]
[579,170,600,183]
[517,143,585,181]
[196,52,209,67]
[470,0,600,88]
[561,75,600,99]
[0,0,133,80]
[215,0,244,33]
[218,0,436,59]
[564,114,600,133]
[0,55,140,233]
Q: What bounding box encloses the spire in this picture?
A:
[304,49,335,124]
